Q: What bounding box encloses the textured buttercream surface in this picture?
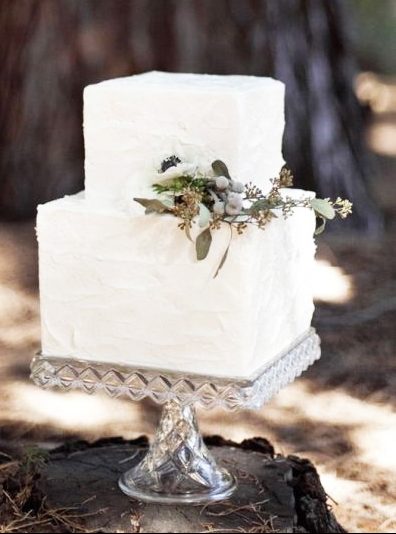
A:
[37,191,316,379]
[83,71,285,210]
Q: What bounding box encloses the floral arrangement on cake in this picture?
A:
[134,157,352,277]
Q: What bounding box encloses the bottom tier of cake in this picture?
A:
[36,191,316,379]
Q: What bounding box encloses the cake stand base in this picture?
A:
[118,400,235,504]
[30,328,321,505]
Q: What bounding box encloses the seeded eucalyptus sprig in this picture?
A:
[134,157,352,277]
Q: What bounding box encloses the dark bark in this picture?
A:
[0,0,382,233]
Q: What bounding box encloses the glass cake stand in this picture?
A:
[30,327,320,504]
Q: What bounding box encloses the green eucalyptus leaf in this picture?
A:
[214,244,230,278]
[315,217,327,235]
[310,198,336,220]
[185,224,193,242]
[248,199,271,214]
[134,198,171,214]
[196,228,212,261]
[223,214,249,223]
[199,203,211,227]
[212,160,231,179]
[161,196,175,209]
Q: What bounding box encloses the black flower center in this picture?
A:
[160,155,182,173]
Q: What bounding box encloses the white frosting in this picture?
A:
[37,71,317,379]
[37,191,316,379]
[83,71,285,211]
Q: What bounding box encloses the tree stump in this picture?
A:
[37,436,345,533]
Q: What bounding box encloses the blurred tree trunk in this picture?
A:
[0,0,383,232]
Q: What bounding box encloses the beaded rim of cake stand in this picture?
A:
[30,328,320,411]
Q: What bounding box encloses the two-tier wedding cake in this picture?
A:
[36,71,317,379]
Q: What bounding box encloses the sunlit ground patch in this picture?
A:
[2,381,151,439]
[313,258,355,304]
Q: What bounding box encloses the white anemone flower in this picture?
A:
[158,162,199,180]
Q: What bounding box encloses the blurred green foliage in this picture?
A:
[348,0,396,74]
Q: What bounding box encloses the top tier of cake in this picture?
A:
[83,71,285,210]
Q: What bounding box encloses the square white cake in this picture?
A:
[37,71,317,379]
[37,191,315,379]
[84,71,285,209]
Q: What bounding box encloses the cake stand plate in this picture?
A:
[30,328,320,504]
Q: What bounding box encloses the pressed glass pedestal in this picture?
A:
[30,328,320,504]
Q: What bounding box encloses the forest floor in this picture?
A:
[1,77,395,534]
